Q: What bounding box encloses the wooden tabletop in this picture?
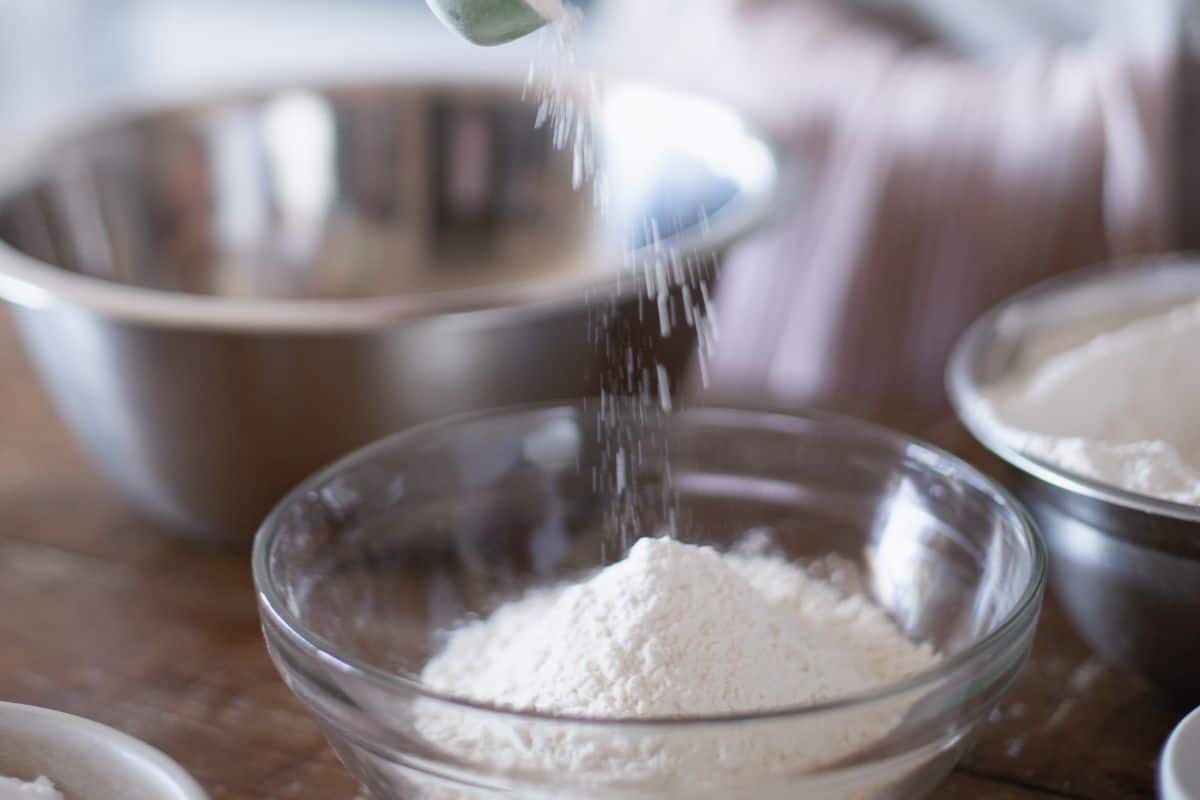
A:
[0,312,1187,800]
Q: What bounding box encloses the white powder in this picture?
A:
[979,299,1200,505]
[0,777,62,800]
[418,537,938,792]
[525,3,594,190]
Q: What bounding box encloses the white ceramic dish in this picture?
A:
[1162,706,1200,800]
[0,702,207,800]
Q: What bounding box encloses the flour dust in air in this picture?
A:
[525,1,596,191]
[523,2,723,548]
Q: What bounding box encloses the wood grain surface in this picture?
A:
[0,313,1186,799]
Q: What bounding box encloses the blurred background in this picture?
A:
[1,0,1196,432]
[600,0,1200,429]
[1,6,1197,795]
[0,0,557,133]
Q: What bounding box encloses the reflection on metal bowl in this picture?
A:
[0,80,781,543]
[948,257,1200,703]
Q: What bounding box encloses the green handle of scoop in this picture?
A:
[426,0,550,45]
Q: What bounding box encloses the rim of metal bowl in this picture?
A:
[0,77,785,333]
[946,252,1200,525]
[252,401,1047,728]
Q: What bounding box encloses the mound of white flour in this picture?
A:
[980,299,1200,505]
[417,537,937,791]
[0,776,62,800]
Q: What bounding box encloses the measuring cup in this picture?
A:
[425,0,562,45]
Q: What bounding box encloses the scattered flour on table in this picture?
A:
[0,777,63,800]
[978,299,1200,505]
[417,537,938,790]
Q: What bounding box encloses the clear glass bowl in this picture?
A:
[254,403,1045,799]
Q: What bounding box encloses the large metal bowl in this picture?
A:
[947,256,1200,703]
[0,80,780,543]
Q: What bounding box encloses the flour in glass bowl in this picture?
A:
[417,537,939,793]
[978,298,1200,505]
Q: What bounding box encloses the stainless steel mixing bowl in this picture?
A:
[0,80,780,542]
[947,256,1200,703]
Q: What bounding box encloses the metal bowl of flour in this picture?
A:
[0,79,780,543]
[255,401,1045,799]
[948,256,1200,703]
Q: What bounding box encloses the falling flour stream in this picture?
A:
[522,1,723,546]
[407,7,941,796]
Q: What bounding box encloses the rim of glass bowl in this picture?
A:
[252,402,1047,727]
[0,78,784,334]
[946,253,1200,525]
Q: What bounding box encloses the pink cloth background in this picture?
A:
[601,0,1180,429]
